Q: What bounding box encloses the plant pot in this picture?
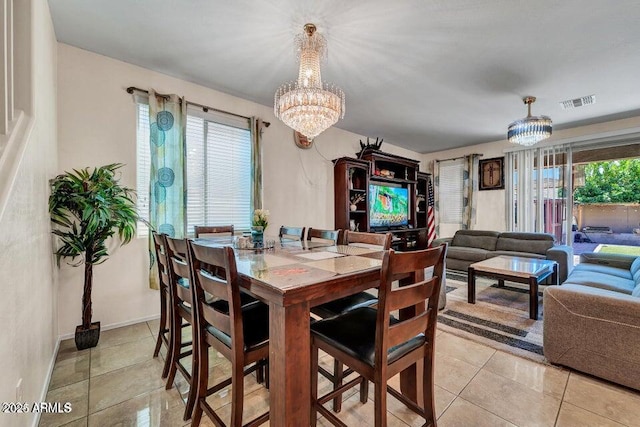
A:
[75,321,101,350]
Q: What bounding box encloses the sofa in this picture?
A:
[544,252,640,391]
[432,230,573,283]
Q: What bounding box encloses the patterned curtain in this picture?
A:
[432,160,440,235]
[251,117,264,210]
[461,154,480,229]
[148,90,185,289]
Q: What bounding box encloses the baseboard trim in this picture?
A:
[58,314,161,341]
[32,335,61,427]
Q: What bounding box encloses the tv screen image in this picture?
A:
[369,184,409,228]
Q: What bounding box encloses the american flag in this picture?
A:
[427,175,436,247]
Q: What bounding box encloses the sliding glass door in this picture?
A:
[506,145,572,244]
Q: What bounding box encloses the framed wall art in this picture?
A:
[479,156,505,190]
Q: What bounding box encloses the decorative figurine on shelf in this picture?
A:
[348,168,354,189]
[416,194,426,212]
[356,136,384,158]
[349,219,359,231]
[251,208,269,246]
[350,194,365,211]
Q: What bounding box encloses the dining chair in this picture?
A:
[306,227,341,244]
[311,230,391,412]
[310,244,446,427]
[164,236,200,421]
[188,241,270,427]
[194,225,234,238]
[279,225,306,241]
[312,231,391,318]
[151,232,173,379]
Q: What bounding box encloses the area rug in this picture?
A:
[437,271,548,364]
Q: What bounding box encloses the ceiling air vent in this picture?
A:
[560,94,596,110]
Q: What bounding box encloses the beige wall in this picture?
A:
[56,43,420,336]
[0,1,58,426]
[422,116,640,238]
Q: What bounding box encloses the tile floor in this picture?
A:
[39,320,640,427]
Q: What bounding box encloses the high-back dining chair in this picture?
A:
[310,244,446,427]
[311,231,392,411]
[342,230,392,248]
[187,241,270,427]
[194,225,234,238]
[164,236,199,421]
[306,227,341,244]
[312,231,391,318]
[279,225,305,241]
[151,232,173,379]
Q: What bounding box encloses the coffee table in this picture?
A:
[467,255,558,320]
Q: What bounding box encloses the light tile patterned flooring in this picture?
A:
[40,320,640,427]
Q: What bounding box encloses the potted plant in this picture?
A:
[251,209,269,245]
[49,164,138,350]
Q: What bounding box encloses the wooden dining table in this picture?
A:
[195,237,424,426]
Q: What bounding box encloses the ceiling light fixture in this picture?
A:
[274,23,345,140]
[507,96,552,146]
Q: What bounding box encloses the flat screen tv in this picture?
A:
[369,184,409,228]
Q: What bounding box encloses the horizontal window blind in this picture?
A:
[136,102,252,237]
[185,111,252,235]
[136,103,151,237]
[439,159,464,223]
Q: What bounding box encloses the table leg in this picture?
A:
[552,263,558,285]
[529,277,539,320]
[497,279,505,287]
[269,301,311,425]
[468,267,476,304]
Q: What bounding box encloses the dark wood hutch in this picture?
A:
[334,150,431,251]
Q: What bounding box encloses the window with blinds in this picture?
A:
[136,103,253,237]
[136,103,151,236]
[439,159,464,223]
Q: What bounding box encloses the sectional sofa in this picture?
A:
[432,230,573,283]
[544,252,640,391]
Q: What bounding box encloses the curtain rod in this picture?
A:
[126,86,270,127]
[435,153,483,162]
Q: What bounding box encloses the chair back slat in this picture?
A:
[345,231,392,249]
[375,244,447,366]
[198,269,233,303]
[387,310,430,349]
[160,271,170,288]
[202,303,232,336]
[194,225,234,238]
[279,226,305,241]
[387,278,436,312]
[307,228,340,244]
[176,283,192,305]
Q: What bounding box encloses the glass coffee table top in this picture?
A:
[470,255,556,278]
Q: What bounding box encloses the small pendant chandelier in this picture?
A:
[274,24,345,140]
[507,96,552,146]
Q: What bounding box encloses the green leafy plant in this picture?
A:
[49,163,138,331]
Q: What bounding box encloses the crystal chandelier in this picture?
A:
[507,96,552,146]
[274,24,345,140]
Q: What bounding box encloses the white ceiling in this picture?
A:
[48,0,640,153]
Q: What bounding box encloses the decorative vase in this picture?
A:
[251,226,264,246]
[350,204,357,211]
